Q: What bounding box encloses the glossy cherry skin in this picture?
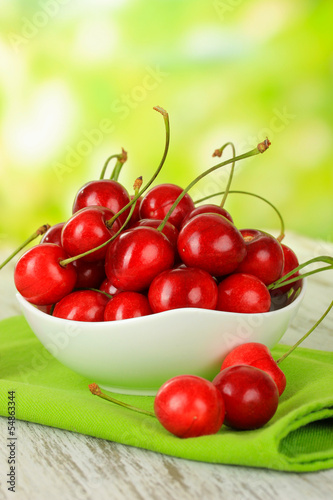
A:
[53,289,109,321]
[213,365,279,430]
[130,218,179,250]
[61,206,121,262]
[148,267,218,313]
[154,375,225,438]
[105,226,175,292]
[181,204,233,227]
[72,179,131,226]
[236,229,284,285]
[14,244,77,306]
[40,223,64,246]
[271,244,301,296]
[99,278,120,296]
[73,259,106,289]
[139,183,195,230]
[221,342,286,396]
[217,273,271,313]
[104,291,152,321]
[177,213,246,277]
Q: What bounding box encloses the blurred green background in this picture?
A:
[0,0,332,247]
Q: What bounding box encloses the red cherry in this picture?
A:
[72,259,106,289]
[181,204,233,227]
[105,226,175,292]
[14,244,77,306]
[139,183,195,229]
[271,243,301,296]
[213,365,279,430]
[237,229,284,285]
[217,273,271,313]
[177,213,246,277]
[221,342,286,396]
[61,206,121,262]
[53,289,109,321]
[99,278,120,296]
[148,267,218,313]
[104,291,152,320]
[40,222,64,246]
[130,218,179,249]
[154,375,225,438]
[72,179,131,225]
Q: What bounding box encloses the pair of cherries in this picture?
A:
[90,341,285,437]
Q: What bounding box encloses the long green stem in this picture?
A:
[276,300,333,364]
[110,148,128,181]
[194,190,285,241]
[0,224,50,270]
[157,138,271,232]
[89,383,155,417]
[105,106,170,229]
[212,142,236,208]
[268,256,333,290]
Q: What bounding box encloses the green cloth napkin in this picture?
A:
[1,315,333,472]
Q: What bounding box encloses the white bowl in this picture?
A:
[16,283,306,395]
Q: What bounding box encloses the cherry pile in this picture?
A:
[6,106,309,321]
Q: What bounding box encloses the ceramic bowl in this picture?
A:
[16,283,306,395]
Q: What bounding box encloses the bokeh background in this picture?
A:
[0,0,332,248]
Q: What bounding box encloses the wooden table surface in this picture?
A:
[0,232,333,500]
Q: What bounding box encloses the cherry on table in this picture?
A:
[213,365,279,430]
[217,272,271,313]
[53,289,109,321]
[221,342,286,396]
[154,375,225,438]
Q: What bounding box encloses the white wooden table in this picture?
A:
[0,232,333,500]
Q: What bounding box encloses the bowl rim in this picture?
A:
[16,279,307,328]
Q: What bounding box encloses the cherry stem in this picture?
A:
[105,106,170,229]
[276,300,333,364]
[157,138,271,232]
[268,256,333,290]
[88,383,155,417]
[0,224,50,271]
[193,190,285,242]
[212,142,236,208]
[99,148,128,180]
[59,178,143,267]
